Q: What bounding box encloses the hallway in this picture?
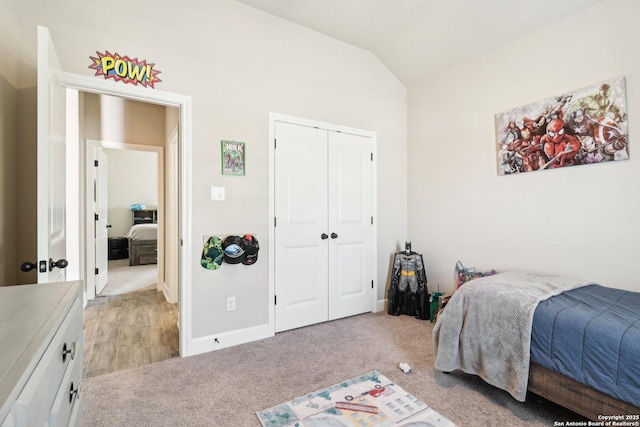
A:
[83,290,179,378]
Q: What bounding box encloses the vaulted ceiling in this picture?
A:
[236,0,606,86]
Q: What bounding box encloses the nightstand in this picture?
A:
[108,237,128,260]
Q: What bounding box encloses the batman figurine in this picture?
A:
[387,242,429,319]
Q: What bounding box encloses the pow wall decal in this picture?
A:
[89,51,162,88]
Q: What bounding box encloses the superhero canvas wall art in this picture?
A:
[495,76,628,175]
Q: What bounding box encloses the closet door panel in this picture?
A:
[274,122,329,332]
[328,132,373,320]
[335,241,365,293]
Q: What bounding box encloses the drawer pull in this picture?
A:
[69,382,81,404]
[62,342,76,363]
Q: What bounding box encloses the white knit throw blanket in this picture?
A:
[433,270,590,401]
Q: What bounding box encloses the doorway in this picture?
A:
[62,69,192,358]
[75,91,180,375]
[93,144,160,297]
[85,138,166,300]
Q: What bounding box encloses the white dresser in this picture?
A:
[0,281,83,427]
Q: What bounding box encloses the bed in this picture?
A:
[433,270,640,420]
[125,223,158,266]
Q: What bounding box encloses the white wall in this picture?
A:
[0,0,37,286]
[407,0,640,295]
[83,93,167,146]
[0,0,19,88]
[9,0,408,348]
[15,88,37,285]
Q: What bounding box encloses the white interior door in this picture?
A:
[274,122,329,332]
[328,131,374,320]
[95,148,108,294]
[37,26,67,283]
[274,120,375,332]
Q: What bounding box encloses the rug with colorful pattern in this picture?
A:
[257,371,456,427]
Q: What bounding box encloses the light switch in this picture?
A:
[211,186,225,201]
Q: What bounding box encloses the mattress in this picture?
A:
[530,284,640,407]
[126,223,158,240]
[433,271,590,402]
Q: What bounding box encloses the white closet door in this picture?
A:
[328,132,373,320]
[274,122,329,332]
[328,131,373,320]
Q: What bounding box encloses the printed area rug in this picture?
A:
[257,371,456,427]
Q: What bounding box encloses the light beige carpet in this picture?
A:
[82,312,586,426]
[99,259,157,296]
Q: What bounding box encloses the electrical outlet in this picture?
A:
[227,296,236,311]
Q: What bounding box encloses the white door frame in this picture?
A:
[84,140,165,300]
[268,112,378,336]
[62,71,193,357]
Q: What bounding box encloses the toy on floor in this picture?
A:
[387,241,429,319]
[399,363,412,373]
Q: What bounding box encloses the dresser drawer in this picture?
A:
[137,244,157,255]
[137,242,157,264]
[66,394,82,427]
[12,297,82,426]
[49,348,83,427]
[139,254,157,264]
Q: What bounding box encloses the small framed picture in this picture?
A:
[221,140,245,176]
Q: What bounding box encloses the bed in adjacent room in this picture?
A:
[126,223,158,266]
[433,270,640,420]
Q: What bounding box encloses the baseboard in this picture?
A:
[187,323,273,356]
[188,300,387,357]
[162,281,179,304]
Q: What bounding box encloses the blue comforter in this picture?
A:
[531,284,640,407]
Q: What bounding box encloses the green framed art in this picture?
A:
[221,140,245,176]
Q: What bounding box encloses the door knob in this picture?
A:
[20,262,37,272]
[49,258,69,271]
[20,260,47,273]
[106,224,112,228]
[331,233,338,239]
[321,233,329,240]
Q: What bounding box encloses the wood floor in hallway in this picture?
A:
[83,289,179,378]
